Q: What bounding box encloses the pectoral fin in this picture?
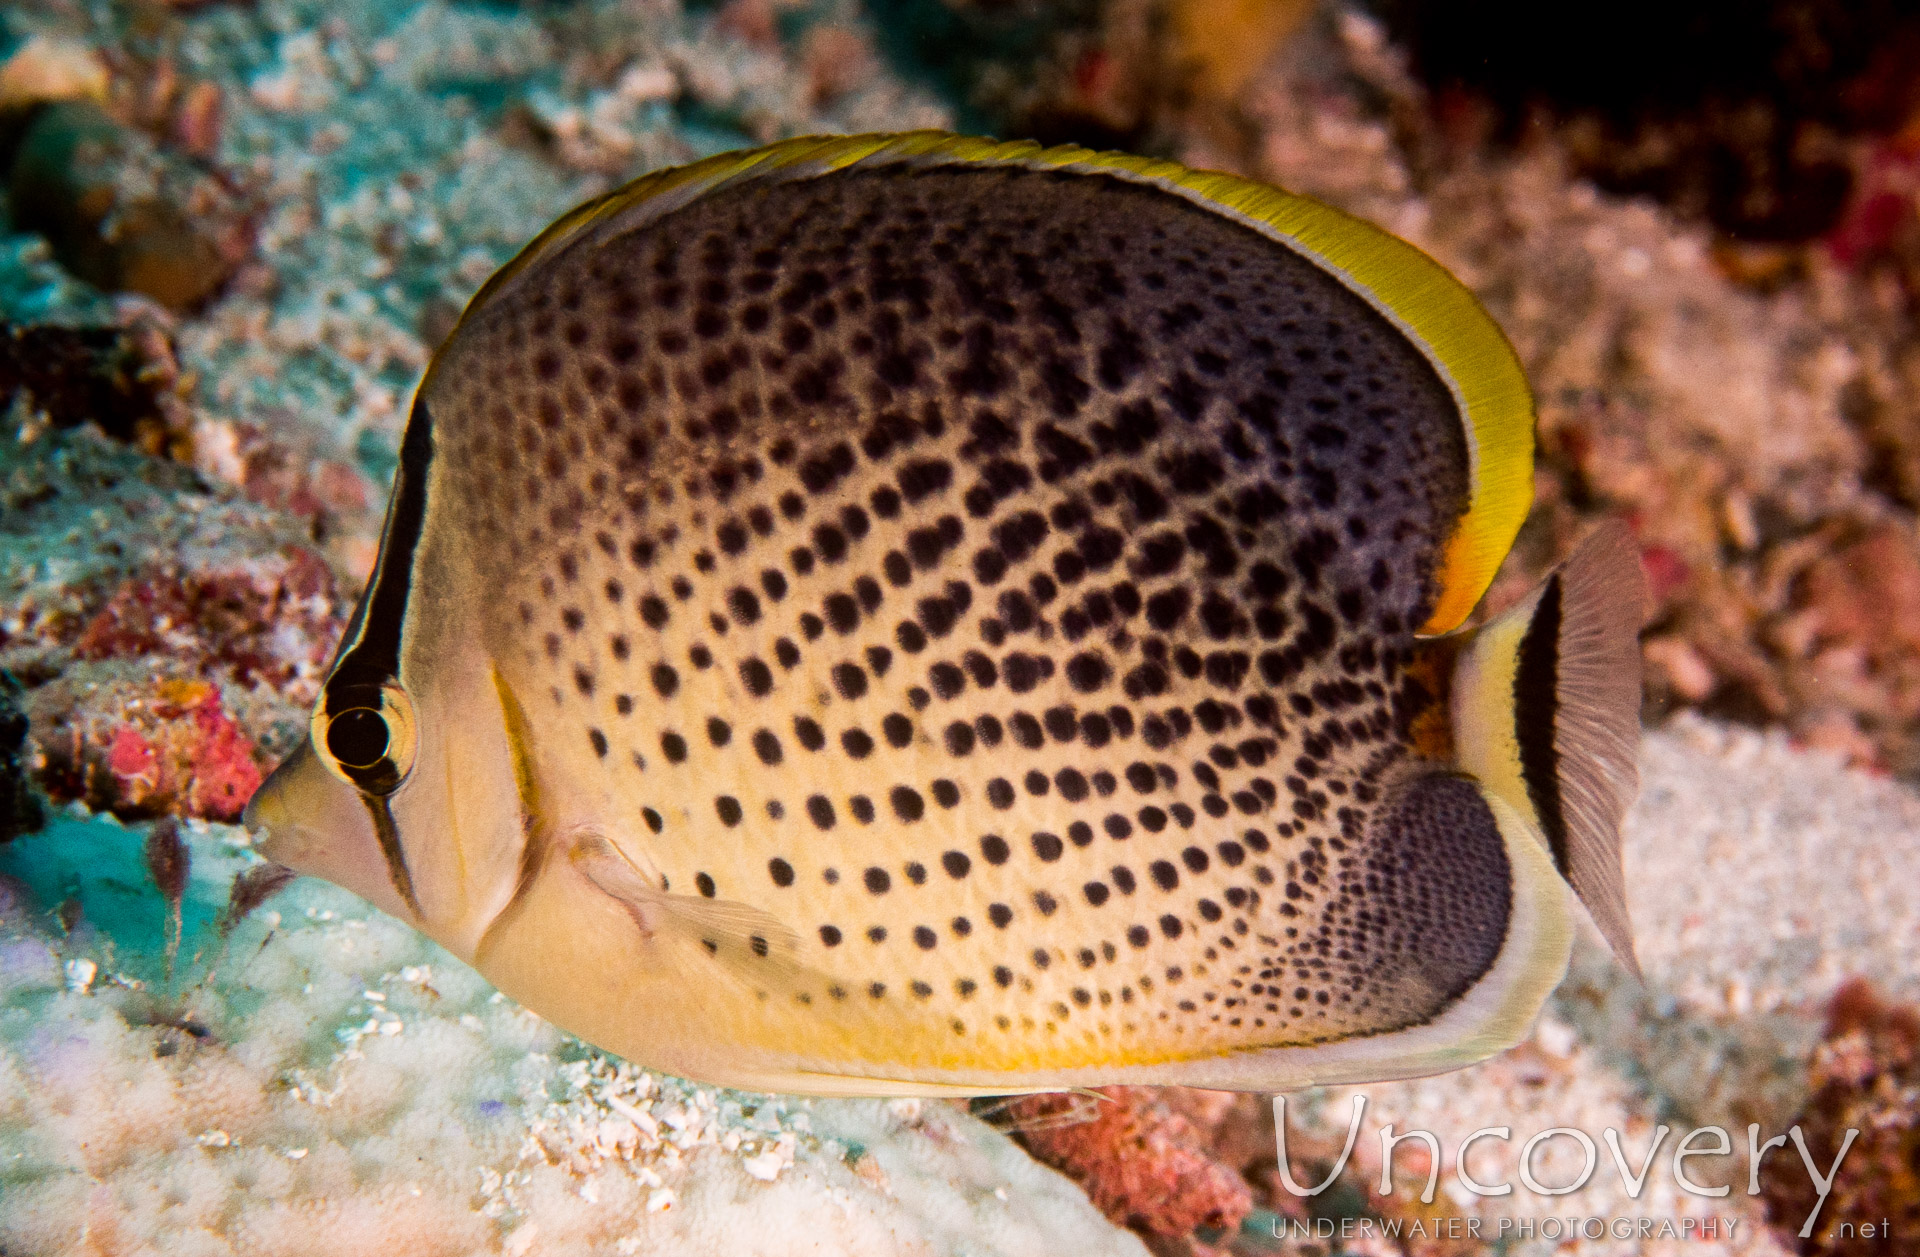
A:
[568,833,806,992]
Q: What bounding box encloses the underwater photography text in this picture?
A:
[1272,1095,1866,1239]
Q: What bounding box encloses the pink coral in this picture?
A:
[1825,138,1920,269]
[105,724,158,786]
[37,676,262,821]
[1007,1087,1253,1240]
[182,696,261,819]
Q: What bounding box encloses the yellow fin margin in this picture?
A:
[438,132,1534,634]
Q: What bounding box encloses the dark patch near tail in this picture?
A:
[1367,773,1513,1015]
[1513,574,1568,877]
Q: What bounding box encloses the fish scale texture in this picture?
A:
[426,162,1491,1072]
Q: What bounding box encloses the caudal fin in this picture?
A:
[1450,521,1646,975]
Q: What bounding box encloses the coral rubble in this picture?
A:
[0,320,192,455]
[2,426,349,820]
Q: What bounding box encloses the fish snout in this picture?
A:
[237,739,420,922]
[241,765,283,834]
[242,754,307,867]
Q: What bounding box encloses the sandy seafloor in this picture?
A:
[5,720,1917,1255]
[2,0,1918,1253]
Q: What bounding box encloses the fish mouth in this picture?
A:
[239,767,279,835]
[235,739,422,925]
[239,742,352,879]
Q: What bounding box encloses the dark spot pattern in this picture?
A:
[425,155,1496,1066]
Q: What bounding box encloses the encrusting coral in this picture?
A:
[2,426,350,822]
[1007,1087,1254,1241]
[1762,980,1920,1256]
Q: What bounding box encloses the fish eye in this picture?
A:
[326,708,389,769]
[311,683,418,796]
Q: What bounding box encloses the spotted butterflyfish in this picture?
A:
[244,132,1647,1097]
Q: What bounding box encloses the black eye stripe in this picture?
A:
[318,399,431,802]
[324,396,435,718]
[365,794,423,921]
[335,751,405,797]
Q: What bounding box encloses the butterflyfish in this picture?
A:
[244,132,1646,1097]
